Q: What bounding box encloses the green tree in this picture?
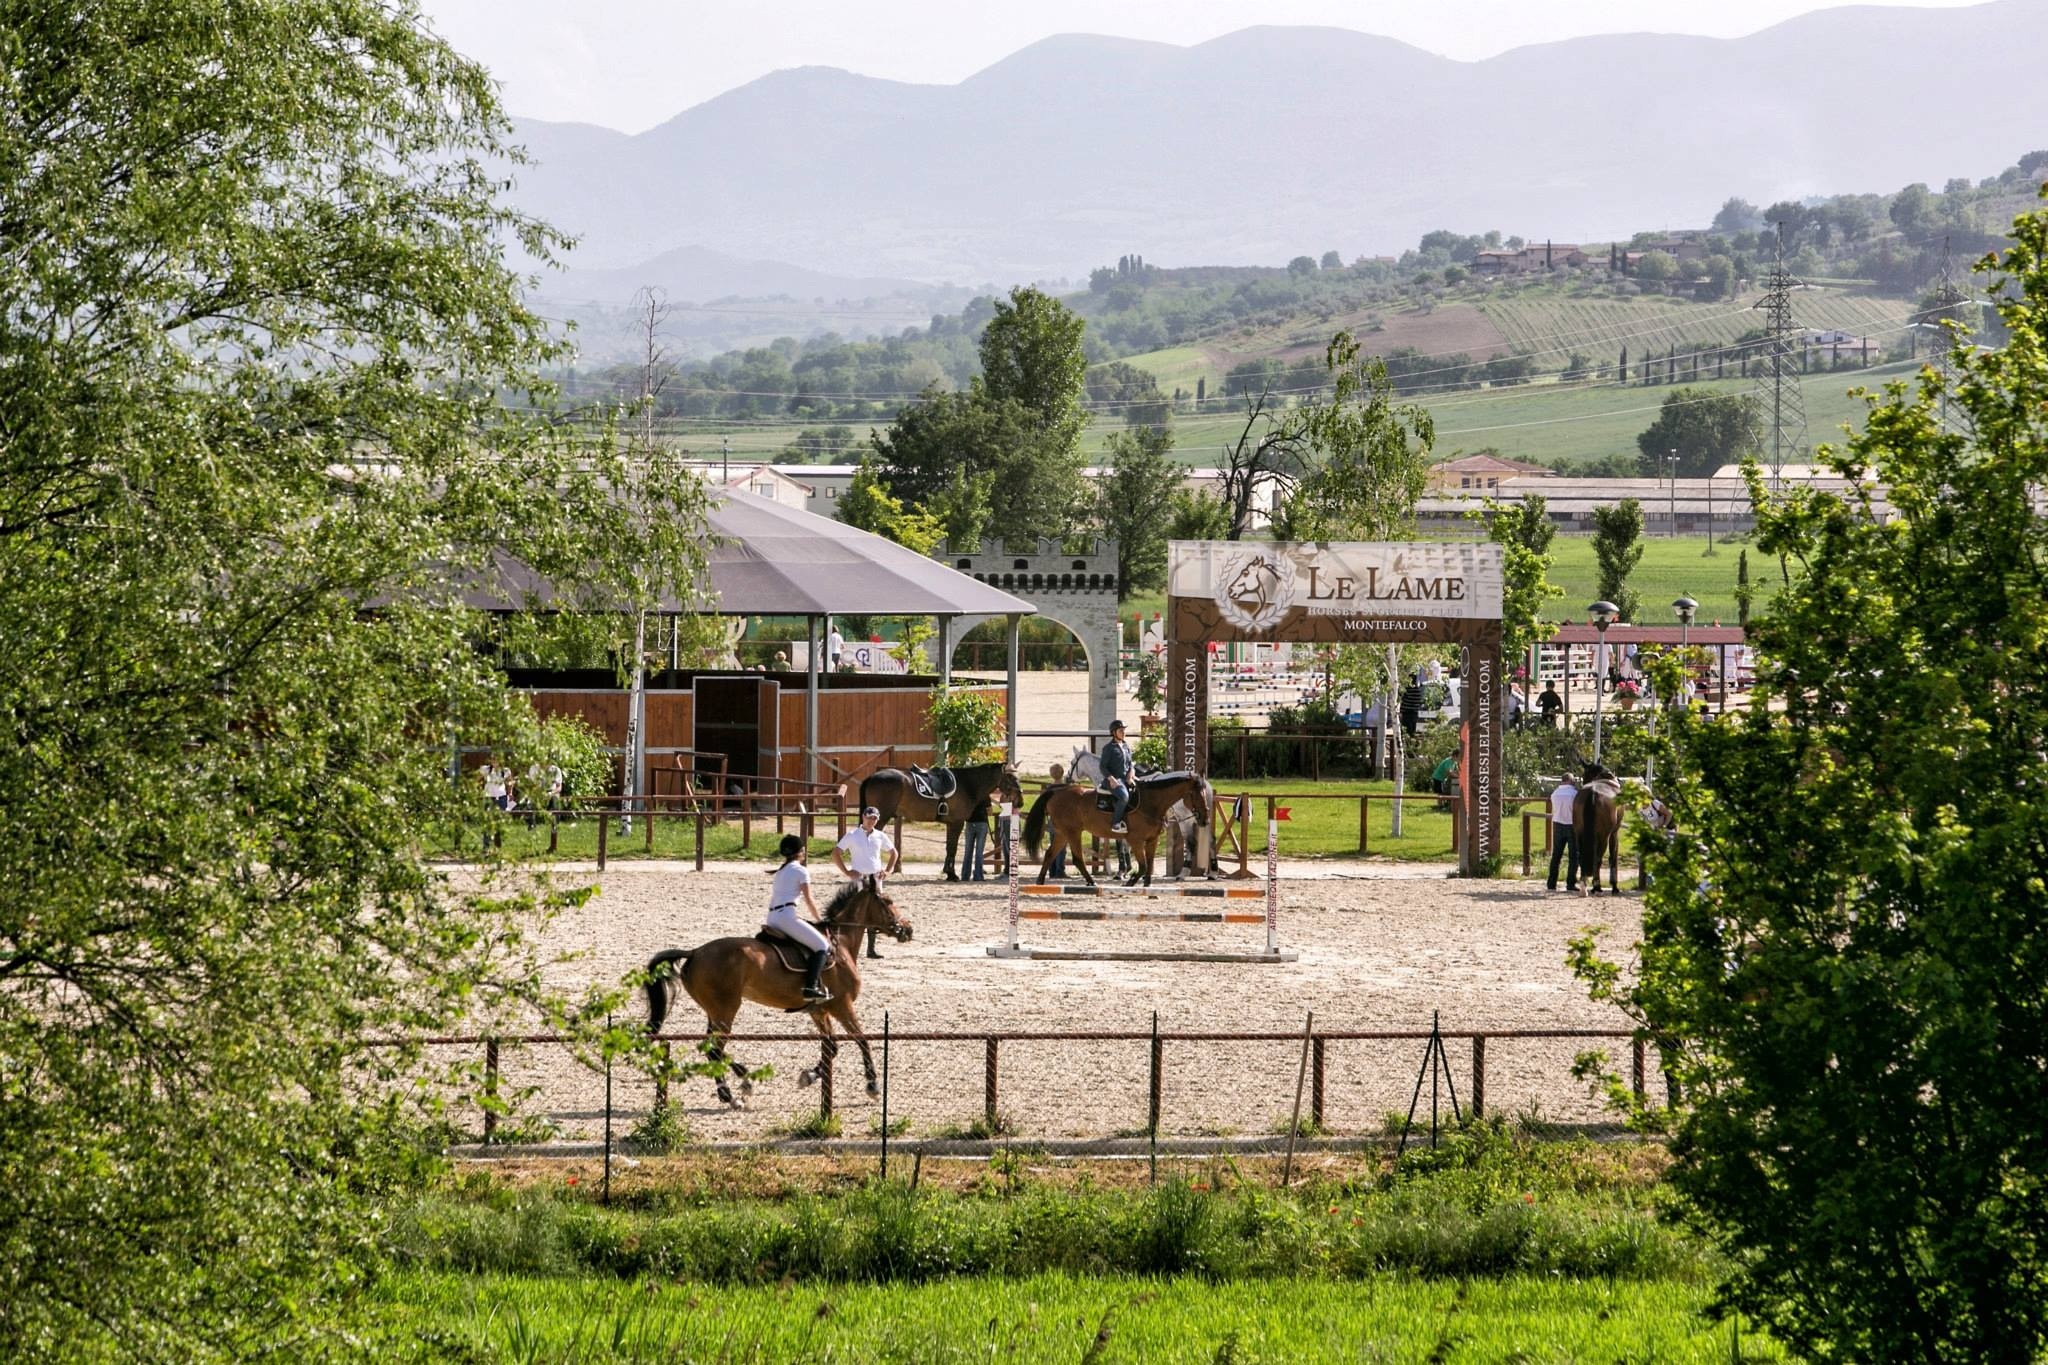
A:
[1288,254,1318,276]
[1475,495,1563,665]
[926,686,1006,764]
[1095,425,1181,597]
[838,459,907,537]
[1166,487,1231,540]
[0,1,707,1354]
[1589,500,1645,622]
[1285,332,1436,540]
[928,466,993,551]
[1712,196,1761,234]
[1636,387,1764,477]
[1701,253,1737,299]
[1889,180,1935,234]
[872,286,1088,548]
[1634,250,1678,283]
[977,285,1088,454]
[1320,250,1343,270]
[1573,204,2048,1362]
[838,459,943,553]
[868,387,1075,547]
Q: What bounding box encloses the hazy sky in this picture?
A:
[419,0,1988,133]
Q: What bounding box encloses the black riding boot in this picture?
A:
[864,927,883,959]
[802,948,832,1001]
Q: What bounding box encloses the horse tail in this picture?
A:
[644,947,692,1035]
[1021,785,1057,859]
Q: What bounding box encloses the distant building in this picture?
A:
[1426,452,1554,492]
[1417,472,1899,536]
[1474,241,1587,274]
[720,465,813,508]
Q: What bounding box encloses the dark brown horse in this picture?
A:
[859,762,1023,881]
[644,880,912,1108]
[1021,771,1212,888]
[1574,763,1625,896]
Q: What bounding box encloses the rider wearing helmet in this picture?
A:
[766,833,832,1001]
[1101,719,1134,834]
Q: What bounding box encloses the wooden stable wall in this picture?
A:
[515,674,1005,797]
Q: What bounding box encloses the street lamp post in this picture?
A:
[1651,596,1699,791]
[1588,600,1619,765]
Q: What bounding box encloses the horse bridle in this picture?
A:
[825,880,913,942]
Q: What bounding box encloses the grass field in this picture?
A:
[378,1269,1776,1362]
[368,1136,1780,1361]
[1136,357,1914,470]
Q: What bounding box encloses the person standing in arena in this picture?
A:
[1545,773,1579,893]
[834,806,899,958]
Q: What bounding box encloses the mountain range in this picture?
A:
[510,1,2047,294]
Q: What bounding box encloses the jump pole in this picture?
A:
[987,807,1296,962]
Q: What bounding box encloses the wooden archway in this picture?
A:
[1163,542,1506,875]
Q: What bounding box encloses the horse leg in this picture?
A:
[799,1013,839,1089]
[1608,821,1620,894]
[704,1017,745,1109]
[1070,826,1097,887]
[827,998,880,1098]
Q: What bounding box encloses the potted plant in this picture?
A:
[1133,653,1165,726]
[1614,678,1642,711]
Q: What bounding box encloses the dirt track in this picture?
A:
[453,862,1644,1143]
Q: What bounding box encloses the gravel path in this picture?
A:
[461,865,1645,1143]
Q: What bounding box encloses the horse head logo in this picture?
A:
[1213,550,1296,633]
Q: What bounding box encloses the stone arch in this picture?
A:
[937,536,1121,746]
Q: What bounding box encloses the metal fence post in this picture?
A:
[1147,1011,1163,1137]
[1472,1035,1487,1118]
[597,814,608,871]
[694,806,704,872]
[1310,1036,1326,1130]
[602,1015,613,1207]
[984,1038,999,1130]
[880,1011,891,1178]
[482,1038,500,1142]
[819,1038,835,1118]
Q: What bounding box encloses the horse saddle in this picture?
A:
[756,924,835,974]
[1094,784,1117,814]
[908,764,957,803]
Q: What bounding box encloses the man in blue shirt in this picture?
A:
[1100,719,1134,834]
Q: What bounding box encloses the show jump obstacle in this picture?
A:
[986,807,1298,963]
[1163,541,1507,877]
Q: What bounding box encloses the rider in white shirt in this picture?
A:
[834,807,900,959]
[765,833,832,1001]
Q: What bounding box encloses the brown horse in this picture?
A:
[643,880,911,1108]
[1021,771,1212,888]
[1574,763,1625,896]
[859,762,1023,881]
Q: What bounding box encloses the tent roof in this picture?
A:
[459,489,1036,617]
[699,490,1035,617]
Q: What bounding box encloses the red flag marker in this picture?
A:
[1274,807,1292,821]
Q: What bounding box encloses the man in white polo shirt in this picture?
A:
[834,806,900,958]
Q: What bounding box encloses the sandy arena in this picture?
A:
[455,862,1645,1144]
